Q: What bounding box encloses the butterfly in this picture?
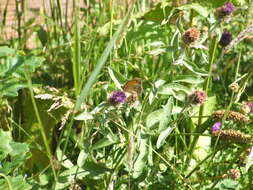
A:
[122,78,142,105]
[122,78,142,96]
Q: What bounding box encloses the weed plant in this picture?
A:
[0,0,253,189]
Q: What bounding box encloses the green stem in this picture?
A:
[25,72,57,183]
[73,0,81,97]
[185,37,218,169]
[0,173,13,190]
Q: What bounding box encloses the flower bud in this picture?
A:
[219,30,232,47]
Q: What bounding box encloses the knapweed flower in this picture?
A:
[189,90,207,105]
[240,103,251,114]
[216,2,235,19]
[211,121,221,134]
[109,91,126,105]
[212,110,250,123]
[246,102,253,113]
[219,30,232,47]
[222,169,241,180]
[182,27,200,45]
[229,82,239,92]
[213,129,252,144]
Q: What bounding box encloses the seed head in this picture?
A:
[109,91,126,105]
[212,129,252,144]
[219,30,232,47]
[189,90,207,105]
[212,110,250,123]
[182,27,200,45]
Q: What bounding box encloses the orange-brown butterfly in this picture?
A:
[122,78,142,95]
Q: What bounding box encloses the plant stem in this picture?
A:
[185,37,218,169]
[25,71,57,183]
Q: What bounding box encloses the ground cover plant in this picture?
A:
[0,0,253,189]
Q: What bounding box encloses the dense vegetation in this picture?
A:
[0,0,253,189]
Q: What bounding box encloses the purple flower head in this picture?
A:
[211,121,221,133]
[109,91,126,105]
[217,2,235,19]
[223,2,235,13]
[219,30,232,47]
[247,102,253,114]
[189,90,207,105]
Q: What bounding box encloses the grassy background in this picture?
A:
[0,0,253,189]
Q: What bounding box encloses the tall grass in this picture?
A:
[0,0,253,189]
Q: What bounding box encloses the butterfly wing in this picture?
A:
[123,78,142,95]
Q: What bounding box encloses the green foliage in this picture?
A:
[0,0,253,189]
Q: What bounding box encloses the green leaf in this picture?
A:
[0,46,15,57]
[156,127,174,149]
[37,26,48,46]
[157,83,189,101]
[141,2,173,21]
[220,179,239,189]
[133,131,148,179]
[77,150,88,167]
[159,97,173,131]
[177,3,209,17]
[174,75,204,84]
[107,67,126,89]
[9,142,29,157]
[246,147,253,172]
[92,137,118,150]
[192,96,217,124]
[74,111,93,120]
[56,148,74,169]
[0,175,31,190]
[0,130,13,160]
[181,60,208,76]
[193,136,211,161]
[146,109,165,128]
[75,3,135,111]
